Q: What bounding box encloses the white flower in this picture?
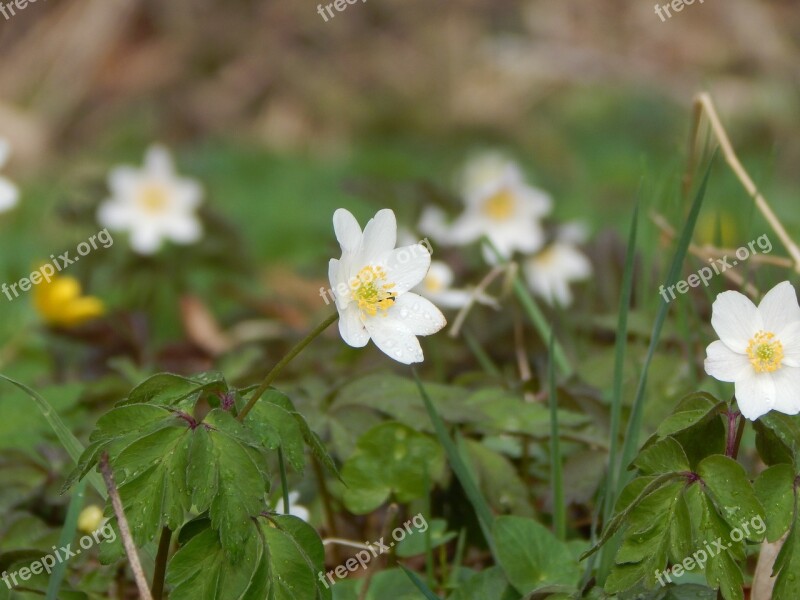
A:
[329,208,446,364]
[0,138,20,213]
[414,260,496,309]
[523,225,592,307]
[704,281,800,420]
[97,145,202,255]
[419,152,551,259]
[275,491,310,522]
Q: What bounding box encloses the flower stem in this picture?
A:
[725,410,744,459]
[151,527,172,600]
[237,311,339,422]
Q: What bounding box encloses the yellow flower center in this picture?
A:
[350,266,396,316]
[138,185,170,214]
[747,331,784,373]
[481,189,516,220]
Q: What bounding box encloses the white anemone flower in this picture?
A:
[0,138,20,213]
[523,224,592,307]
[704,281,800,420]
[275,491,310,522]
[97,145,203,255]
[419,152,551,259]
[329,208,446,364]
[414,260,496,310]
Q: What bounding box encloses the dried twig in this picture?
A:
[99,452,154,600]
[684,92,800,273]
[448,265,506,338]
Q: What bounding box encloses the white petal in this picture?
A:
[518,185,552,218]
[108,166,141,197]
[418,206,451,243]
[421,289,474,309]
[333,208,362,253]
[780,321,800,368]
[0,177,19,212]
[704,340,751,382]
[97,201,134,229]
[735,370,775,420]
[163,214,202,244]
[426,261,455,289]
[771,367,800,416]
[382,245,431,294]
[364,316,424,364]
[129,225,163,255]
[358,209,397,264]
[388,293,446,336]
[338,306,369,347]
[758,281,800,337]
[173,180,203,210]
[446,212,487,246]
[144,145,175,177]
[711,291,762,353]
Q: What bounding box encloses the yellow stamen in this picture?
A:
[138,184,170,214]
[350,266,396,316]
[747,330,784,373]
[481,189,515,220]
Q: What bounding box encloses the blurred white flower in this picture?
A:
[329,208,446,364]
[704,281,800,421]
[97,145,202,255]
[414,260,496,309]
[0,138,20,213]
[523,232,592,307]
[275,491,310,522]
[419,152,551,259]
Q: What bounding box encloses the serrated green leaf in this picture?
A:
[697,455,765,540]
[341,422,444,514]
[121,372,228,408]
[632,437,690,475]
[754,463,795,542]
[493,516,580,595]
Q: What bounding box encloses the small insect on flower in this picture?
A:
[419,151,551,260]
[34,274,105,328]
[0,138,20,213]
[704,281,800,420]
[329,208,446,364]
[97,145,203,255]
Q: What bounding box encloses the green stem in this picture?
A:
[237,312,339,421]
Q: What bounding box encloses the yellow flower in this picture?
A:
[34,275,105,327]
[77,505,105,533]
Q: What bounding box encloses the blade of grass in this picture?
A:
[618,159,714,484]
[462,329,501,377]
[277,447,290,514]
[596,198,640,577]
[482,238,573,377]
[548,332,565,541]
[400,565,442,600]
[411,368,496,555]
[0,373,106,497]
[45,478,87,600]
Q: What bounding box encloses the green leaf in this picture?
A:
[341,422,444,514]
[493,516,580,595]
[121,371,228,408]
[632,437,690,475]
[395,519,456,558]
[754,412,800,466]
[772,492,800,599]
[447,566,517,600]
[696,455,765,540]
[754,463,795,542]
[167,515,330,600]
[656,392,725,438]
